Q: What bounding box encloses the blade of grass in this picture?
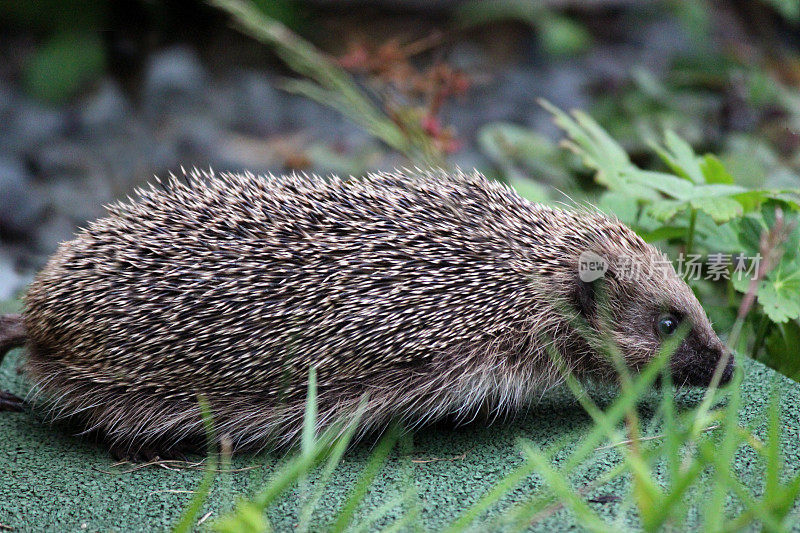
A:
[301,367,317,458]
[702,368,743,531]
[557,325,685,473]
[442,437,563,533]
[696,440,785,532]
[173,397,219,533]
[497,460,629,532]
[329,425,400,533]
[208,0,425,159]
[214,386,365,531]
[348,487,419,533]
[519,441,609,532]
[296,399,368,532]
[765,386,782,499]
[553,328,690,527]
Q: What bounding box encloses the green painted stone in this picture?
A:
[1,297,798,531]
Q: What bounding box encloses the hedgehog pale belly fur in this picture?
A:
[7,168,731,455]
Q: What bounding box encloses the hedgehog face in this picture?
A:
[573,252,733,388]
[609,280,733,387]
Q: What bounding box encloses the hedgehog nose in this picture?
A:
[701,347,735,387]
[671,345,735,388]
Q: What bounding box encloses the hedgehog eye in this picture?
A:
[655,313,680,337]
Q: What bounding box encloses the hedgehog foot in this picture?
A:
[0,390,24,412]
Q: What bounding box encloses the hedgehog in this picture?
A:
[0,168,733,459]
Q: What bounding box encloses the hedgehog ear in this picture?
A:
[574,278,596,320]
[573,268,616,320]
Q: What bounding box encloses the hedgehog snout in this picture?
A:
[671,343,735,387]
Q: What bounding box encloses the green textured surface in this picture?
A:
[1,296,799,531]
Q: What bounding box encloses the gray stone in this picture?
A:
[305,0,640,10]
[170,114,221,157]
[637,18,692,67]
[79,79,129,133]
[0,79,15,125]
[34,142,92,181]
[0,251,28,301]
[448,67,540,136]
[229,71,284,136]
[33,213,78,256]
[582,46,640,82]
[539,64,588,111]
[499,67,545,112]
[45,172,112,224]
[284,94,341,135]
[449,148,490,173]
[0,157,44,236]
[142,45,207,115]
[11,101,67,149]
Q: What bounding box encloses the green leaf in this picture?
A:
[758,278,800,323]
[736,216,766,253]
[650,130,704,184]
[597,191,639,225]
[700,154,735,184]
[695,214,743,252]
[689,196,743,223]
[762,0,800,22]
[627,169,695,200]
[539,99,630,180]
[640,225,689,243]
[477,122,571,185]
[767,191,800,210]
[732,190,769,213]
[509,176,550,203]
[689,184,749,198]
[647,200,686,222]
[731,273,754,294]
[764,321,800,381]
[538,13,592,57]
[572,109,631,169]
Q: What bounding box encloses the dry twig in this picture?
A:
[595,425,721,451]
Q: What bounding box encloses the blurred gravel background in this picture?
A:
[0,0,797,298]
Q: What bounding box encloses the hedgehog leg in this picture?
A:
[0,314,26,412]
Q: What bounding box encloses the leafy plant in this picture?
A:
[477,122,576,203]
[537,100,800,381]
[209,0,454,166]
